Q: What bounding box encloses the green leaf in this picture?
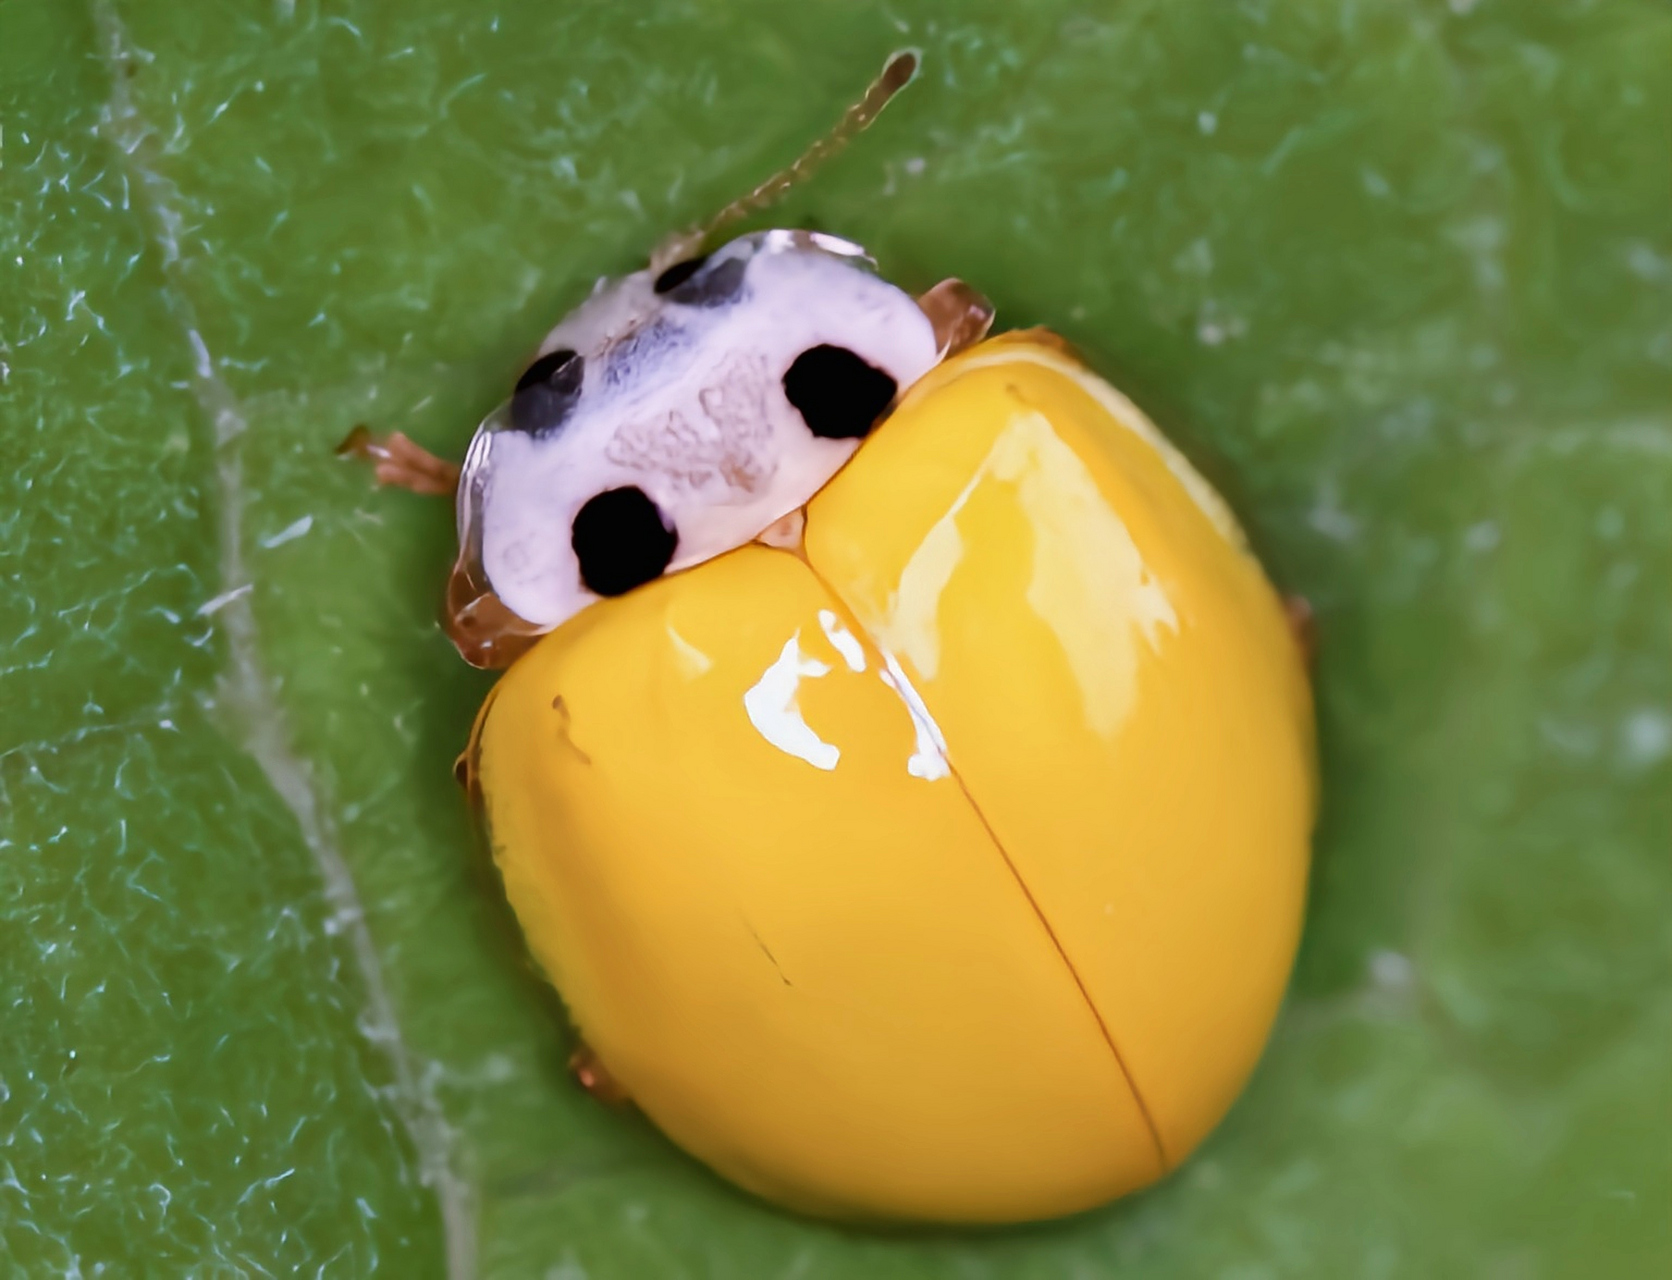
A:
[4,0,1667,1276]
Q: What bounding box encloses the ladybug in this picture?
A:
[344,52,1314,1224]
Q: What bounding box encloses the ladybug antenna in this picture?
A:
[652,49,921,272]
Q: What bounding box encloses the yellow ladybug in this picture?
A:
[346,53,1314,1225]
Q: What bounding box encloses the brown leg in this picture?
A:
[452,740,485,804]
[1284,595,1317,667]
[568,1043,631,1105]
[336,425,461,497]
[917,279,995,359]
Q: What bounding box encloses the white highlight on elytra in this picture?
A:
[817,608,951,781]
[665,625,713,678]
[817,609,867,673]
[877,652,950,782]
[883,469,979,681]
[949,343,1247,549]
[743,634,838,771]
[994,413,1179,738]
[874,408,1178,739]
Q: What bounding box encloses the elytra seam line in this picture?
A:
[797,555,1170,1173]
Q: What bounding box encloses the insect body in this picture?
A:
[469,329,1314,1222]
[351,52,1315,1224]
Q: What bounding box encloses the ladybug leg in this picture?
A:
[441,552,548,671]
[569,1042,631,1105]
[337,426,547,668]
[1283,595,1317,667]
[336,425,461,497]
[918,279,995,359]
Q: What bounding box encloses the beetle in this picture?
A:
[345,52,1315,1224]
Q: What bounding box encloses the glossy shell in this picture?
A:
[472,332,1315,1223]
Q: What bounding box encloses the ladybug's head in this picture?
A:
[446,230,950,665]
[438,51,993,668]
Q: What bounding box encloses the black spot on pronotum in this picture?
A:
[656,255,748,308]
[571,487,679,597]
[510,348,584,437]
[653,255,708,294]
[516,348,578,395]
[782,345,898,440]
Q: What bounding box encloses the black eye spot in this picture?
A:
[782,345,898,440]
[657,255,748,308]
[571,487,679,597]
[653,255,708,294]
[510,349,584,437]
